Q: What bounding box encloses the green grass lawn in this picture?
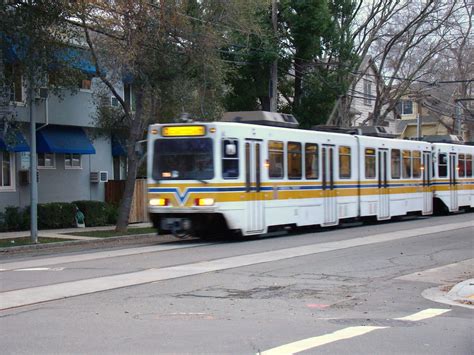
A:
[67,227,157,238]
[0,237,72,248]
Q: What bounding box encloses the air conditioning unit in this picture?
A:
[90,171,109,183]
[34,87,49,100]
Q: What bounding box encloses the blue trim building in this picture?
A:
[0,45,129,212]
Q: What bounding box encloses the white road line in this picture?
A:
[394,308,451,321]
[14,267,65,272]
[0,221,471,310]
[259,326,387,355]
[0,243,208,272]
[260,309,451,354]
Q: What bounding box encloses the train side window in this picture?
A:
[222,139,239,179]
[412,151,421,178]
[458,154,466,177]
[268,140,284,178]
[402,150,412,178]
[287,142,302,179]
[438,153,447,177]
[339,146,351,179]
[391,149,401,179]
[305,143,319,179]
[466,154,472,177]
[365,148,376,178]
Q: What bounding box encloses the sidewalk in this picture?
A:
[0,222,153,241]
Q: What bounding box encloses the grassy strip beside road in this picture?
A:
[66,227,157,238]
[0,237,72,248]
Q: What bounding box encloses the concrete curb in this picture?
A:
[0,233,177,257]
[446,278,474,305]
[422,278,474,310]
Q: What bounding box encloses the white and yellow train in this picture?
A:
[147,112,474,239]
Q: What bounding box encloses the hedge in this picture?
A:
[73,200,118,227]
[0,201,118,231]
[38,202,77,229]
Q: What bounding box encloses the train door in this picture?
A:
[245,140,265,234]
[422,151,433,214]
[377,149,390,219]
[449,152,458,211]
[322,145,337,225]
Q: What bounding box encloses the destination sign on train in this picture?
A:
[162,125,206,137]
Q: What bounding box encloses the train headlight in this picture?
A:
[149,198,168,206]
[195,198,214,206]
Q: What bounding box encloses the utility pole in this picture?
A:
[269,0,278,112]
[28,73,38,244]
[454,99,463,138]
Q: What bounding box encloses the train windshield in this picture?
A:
[153,138,214,180]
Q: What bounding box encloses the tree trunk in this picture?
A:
[293,56,303,110]
[259,95,271,111]
[115,88,145,232]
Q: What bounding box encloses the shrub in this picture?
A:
[0,211,6,232]
[0,206,29,231]
[37,203,76,229]
[72,200,110,227]
[105,204,119,225]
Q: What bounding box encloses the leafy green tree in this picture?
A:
[74,0,266,231]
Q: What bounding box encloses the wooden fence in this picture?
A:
[105,179,149,223]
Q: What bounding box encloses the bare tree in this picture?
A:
[72,0,265,232]
[327,0,467,127]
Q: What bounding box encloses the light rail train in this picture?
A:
[147,111,473,239]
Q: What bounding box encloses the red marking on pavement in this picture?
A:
[306,304,330,309]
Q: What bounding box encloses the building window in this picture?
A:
[363,79,372,106]
[124,84,136,112]
[0,151,15,190]
[113,156,127,180]
[222,139,239,179]
[391,149,401,179]
[4,63,24,103]
[305,143,319,179]
[37,153,55,169]
[339,146,351,179]
[365,148,376,178]
[65,154,81,169]
[268,140,284,178]
[287,142,302,179]
[397,100,413,115]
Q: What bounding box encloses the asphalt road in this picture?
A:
[1,213,473,354]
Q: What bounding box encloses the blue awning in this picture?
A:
[0,131,30,152]
[2,36,96,75]
[58,48,96,76]
[37,126,96,154]
[111,135,127,156]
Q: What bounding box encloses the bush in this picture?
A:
[0,200,115,231]
[0,206,30,231]
[72,200,112,227]
[105,204,119,225]
[37,203,76,229]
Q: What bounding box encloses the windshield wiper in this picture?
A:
[195,179,209,184]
